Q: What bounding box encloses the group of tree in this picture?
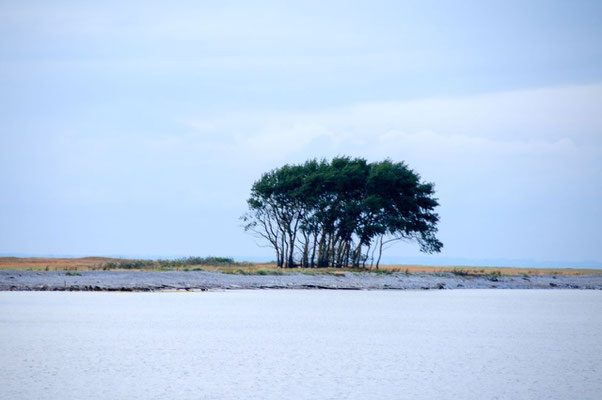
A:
[242,156,442,269]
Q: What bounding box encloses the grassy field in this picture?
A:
[0,257,600,276]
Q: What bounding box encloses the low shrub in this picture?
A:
[487,270,502,281]
[256,268,286,275]
[451,268,471,276]
[101,256,246,270]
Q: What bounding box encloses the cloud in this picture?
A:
[377,130,579,157]
[182,83,601,163]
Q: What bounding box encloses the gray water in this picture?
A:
[1,290,601,400]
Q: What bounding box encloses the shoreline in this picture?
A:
[1,270,601,291]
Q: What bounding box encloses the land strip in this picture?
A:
[1,270,601,291]
[1,257,600,276]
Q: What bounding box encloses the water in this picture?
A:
[1,290,601,400]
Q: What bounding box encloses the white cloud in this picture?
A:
[183,83,601,163]
[378,130,579,157]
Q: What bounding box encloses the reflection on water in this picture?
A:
[1,290,601,400]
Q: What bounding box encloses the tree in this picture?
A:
[242,157,442,268]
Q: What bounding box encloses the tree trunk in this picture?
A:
[287,229,297,268]
[352,242,362,268]
[362,243,371,268]
[310,232,318,268]
[275,247,281,267]
[328,235,336,268]
[375,236,384,270]
[302,239,309,267]
[343,241,351,267]
[334,239,344,268]
[280,235,286,268]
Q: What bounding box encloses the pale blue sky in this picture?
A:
[1,1,601,266]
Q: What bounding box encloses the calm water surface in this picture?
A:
[1,290,601,400]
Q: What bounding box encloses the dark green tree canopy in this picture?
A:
[242,156,442,268]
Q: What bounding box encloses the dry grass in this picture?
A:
[0,257,600,276]
[374,264,602,276]
[0,257,128,271]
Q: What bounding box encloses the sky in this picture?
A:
[1,0,601,267]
